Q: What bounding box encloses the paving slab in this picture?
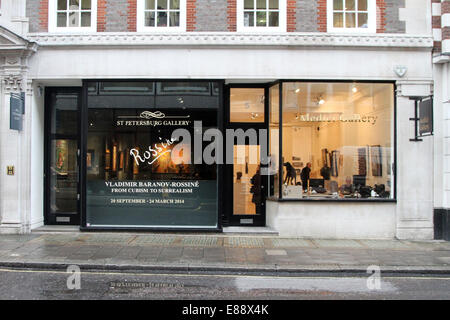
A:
[1,232,450,275]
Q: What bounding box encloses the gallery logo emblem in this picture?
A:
[139,111,166,119]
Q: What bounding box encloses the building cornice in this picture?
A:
[26,32,433,49]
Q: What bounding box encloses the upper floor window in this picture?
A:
[237,0,286,32]
[49,0,97,32]
[137,0,186,32]
[327,0,376,33]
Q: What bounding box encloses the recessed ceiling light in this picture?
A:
[295,88,300,93]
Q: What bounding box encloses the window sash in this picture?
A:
[56,0,92,28]
[144,0,181,27]
[243,0,280,28]
[332,0,369,29]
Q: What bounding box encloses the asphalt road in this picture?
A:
[0,267,449,300]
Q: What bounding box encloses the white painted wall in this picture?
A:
[28,47,432,82]
[395,95,434,239]
[433,61,450,211]
[399,0,432,35]
[30,82,44,229]
[266,200,396,239]
[0,0,28,36]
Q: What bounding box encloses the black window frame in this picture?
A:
[267,79,397,203]
[80,79,225,232]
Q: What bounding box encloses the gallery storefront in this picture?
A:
[0,22,436,238]
[44,79,397,233]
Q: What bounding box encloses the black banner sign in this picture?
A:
[419,97,433,136]
[10,92,24,131]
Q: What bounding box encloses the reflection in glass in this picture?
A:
[50,139,78,214]
[157,82,210,95]
[145,11,156,26]
[358,0,367,11]
[99,82,154,94]
[170,0,180,9]
[68,11,79,27]
[269,84,279,198]
[157,11,168,26]
[85,81,221,228]
[244,12,254,27]
[81,0,91,10]
[257,0,266,9]
[233,145,261,215]
[358,13,368,27]
[268,12,279,27]
[230,88,265,123]
[256,11,266,27]
[57,12,67,27]
[157,0,167,9]
[334,0,343,10]
[244,0,254,9]
[58,0,67,10]
[345,0,355,10]
[81,12,91,27]
[146,0,155,9]
[50,92,78,135]
[169,12,180,27]
[280,82,394,200]
[333,13,343,28]
[345,13,356,28]
[269,0,279,9]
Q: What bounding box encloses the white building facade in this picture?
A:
[0,0,443,240]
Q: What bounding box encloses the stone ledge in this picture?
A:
[26,32,433,49]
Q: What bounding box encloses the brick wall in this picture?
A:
[187,0,197,31]
[127,0,136,32]
[383,0,405,33]
[27,0,45,32]
[97,0,107,32]
[106,0,129,32]
[376,0,386,33]
[296,0,318,32]
[227,0,236,32]
[287,0,296,32]
[317,0,326,32]
[442,0,450,54]
[25,0,409,34]
[196,0,228,31]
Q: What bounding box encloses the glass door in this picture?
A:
[224,85,268,226]
[230,144,265,225]
[45,88,81,225]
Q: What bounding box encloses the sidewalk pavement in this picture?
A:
[0,232,449,274]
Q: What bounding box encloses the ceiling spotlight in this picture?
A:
[352,86,358,93]
[295,88,300,93]
[315,95,325,106]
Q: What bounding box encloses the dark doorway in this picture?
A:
[44,88,81,225]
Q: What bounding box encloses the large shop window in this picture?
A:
[269,82,395,201]
[49,0,97,32]
[85,81,220,229]
[137,0,186,32]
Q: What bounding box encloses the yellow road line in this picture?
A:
[0,267,449,280]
